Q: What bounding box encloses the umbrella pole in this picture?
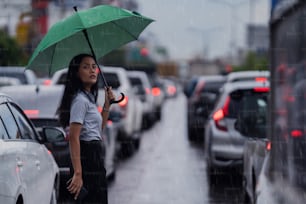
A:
[73,6,125,104]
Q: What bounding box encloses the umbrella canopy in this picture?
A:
[27,5,153,75]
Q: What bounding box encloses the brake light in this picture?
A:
[290,129,303,138]
[255,77,267,82]
[107,120,113,126]
[119,96,128,107]
[253,87,270,92]
[265,140,271,151]
[152,87,161,96]
[145,87,151,94]
[43,79,52,86]
[212,97,230,131]
[167,85,176,95]
[24,110,39,118]
[97,106,103,113]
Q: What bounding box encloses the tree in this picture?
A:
[0,30,28,66]
[233,51,269,72]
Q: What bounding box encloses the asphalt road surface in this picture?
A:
[108,92,244,204]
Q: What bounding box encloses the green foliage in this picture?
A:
[0,30,28,66]
[233,51,269,72]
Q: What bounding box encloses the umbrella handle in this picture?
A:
[110,92,125,104]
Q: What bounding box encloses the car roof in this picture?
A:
[226,70,270,82]
[0,85,64,118]
[198,75,227,82]
[221,80,270,93]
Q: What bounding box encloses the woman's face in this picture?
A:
[77,56,98,90]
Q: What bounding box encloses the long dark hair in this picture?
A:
[57,53,99,128]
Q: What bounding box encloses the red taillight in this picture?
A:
[212,97,230,131]
[255,77,267,82]
[145,87,151,94]
[97,106,103,113]
[119,96,128,107]
[167,85,176,95]
[253,87,270,92]
[290,129,303,138]
[152,87,161,96]
[43,79,52,86]
[266,140,271,151]
[24,110,39,118]
[47,150,52,155]
[107,120,113,126]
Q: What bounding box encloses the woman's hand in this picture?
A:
[67,173,83,200]
[104,86,115,107]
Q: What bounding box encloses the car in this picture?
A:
[187,75,226,141]
[127,70,156,129]
[0,93,62,204]
[0,76,21,87]
[0,66,37,85]
[0,84,121,193]
[226,70,269,83]
[50,66,143,156]
[160,77,178,99]
[204,80,270,184]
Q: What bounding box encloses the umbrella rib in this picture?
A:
[48,44,57,76]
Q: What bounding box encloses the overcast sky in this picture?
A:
[137,0,270,61]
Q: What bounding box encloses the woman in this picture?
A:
[57,53,115,203]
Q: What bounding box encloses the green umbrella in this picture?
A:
[27,5,153,103]
[27,4,153,77]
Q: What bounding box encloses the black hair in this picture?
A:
[57,53,99,128]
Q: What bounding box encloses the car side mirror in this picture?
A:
[42,127,66,143]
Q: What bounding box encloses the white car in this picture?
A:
[0,66,37,85]
[127,70,156,129]
[51,66,144,155]
[0,93,61,204]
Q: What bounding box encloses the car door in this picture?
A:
[6,103,55,203]
[0,102,35,203]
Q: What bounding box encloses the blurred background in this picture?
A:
[0,0,270,79]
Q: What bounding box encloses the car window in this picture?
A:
[99,73,121,89]
[8,103,36,140]
[0,118,9,139]
[0,104,20,139]
[57,73,67,85]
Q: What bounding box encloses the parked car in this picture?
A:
[187,75,226,141]
[0,93,61,204]
[0,66,37,85]
[51,66,143,155]
[0,84,121,192]
[204,80,270,184]
[0,76,21,87]
[127,70,156,129]
[226,70,269,83]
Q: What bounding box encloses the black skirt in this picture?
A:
[71,140,108,204]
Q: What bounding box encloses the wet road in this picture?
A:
[108,92,244,204]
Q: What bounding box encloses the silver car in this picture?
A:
[0,93,61,204]
[205,80,269,183]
